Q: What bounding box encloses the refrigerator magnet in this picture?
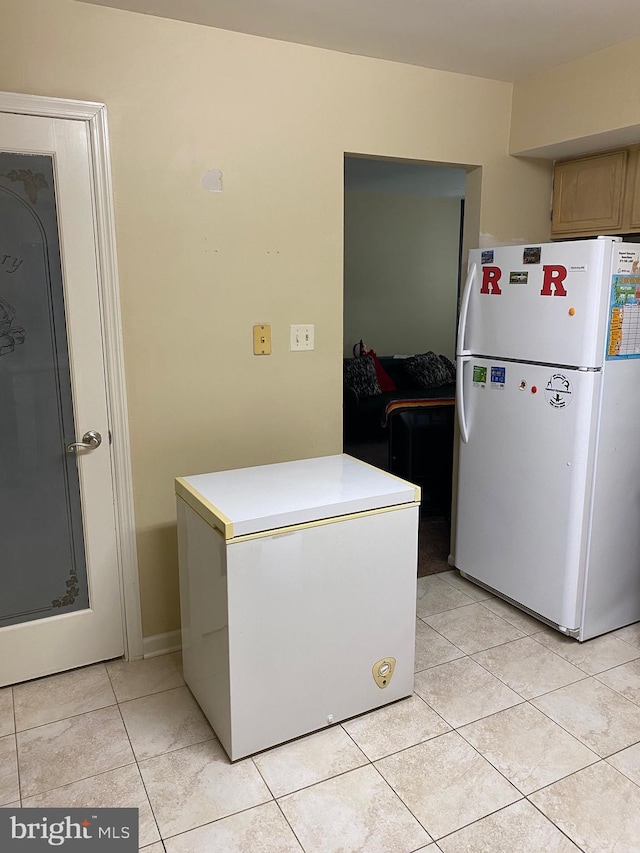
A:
[481,250,494,265]
[523,247,541,264]
[615,249,640,274]
[472,365,487,387]
[545,374,572,408]
[490,366,506,389]
[509,271,528,284]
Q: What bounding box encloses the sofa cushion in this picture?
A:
[343,356,382,398]
[377,357,415,391]
[404,352,456,390]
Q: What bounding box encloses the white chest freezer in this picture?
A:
[176,454,420,760]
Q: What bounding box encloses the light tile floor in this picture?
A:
[3,569,640,851]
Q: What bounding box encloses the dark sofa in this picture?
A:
[343,354,455,442]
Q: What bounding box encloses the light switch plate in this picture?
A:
[290,324,314,351]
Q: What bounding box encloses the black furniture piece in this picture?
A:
[388,404,455,517]
[343,355,455,442]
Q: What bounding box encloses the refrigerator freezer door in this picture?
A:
[455,358,600,630]
[464,240,613,368]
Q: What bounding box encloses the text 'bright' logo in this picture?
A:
[11,816,95,847]
[1,807,138,851]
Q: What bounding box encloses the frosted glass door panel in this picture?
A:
[0,151,88,627]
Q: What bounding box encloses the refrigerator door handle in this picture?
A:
[456,262,476,357]
[456,355,471,443]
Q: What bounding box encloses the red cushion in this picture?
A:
[368,351,396,392]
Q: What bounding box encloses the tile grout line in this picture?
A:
[453,705,603,797]
[275,806,307,852]
[416,610,533,659]
[367,757,438,847]
[13,699,120,736]
[11,685,21,807]
[525,790,589,852]
[18,761,140,806]
[157,801,298,847]
[414,704,529,842]
[12,662,119,734]
[603,752,640,789]
[527,678,640,762]
[254,758,374,802]
[465,644,592,702]
[249,758,307,853]
[113,698,163,848]
[527,633,640,676]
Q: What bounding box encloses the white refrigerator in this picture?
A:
[454,236,640,641]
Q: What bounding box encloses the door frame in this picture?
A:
[0,90,143,661]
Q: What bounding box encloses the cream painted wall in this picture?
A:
[344,192,460,358]
[511,37,640,156]
[1,0,552,637]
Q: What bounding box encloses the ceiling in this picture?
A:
[80,0,640,82]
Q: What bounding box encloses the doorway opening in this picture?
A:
[342,154,470,576]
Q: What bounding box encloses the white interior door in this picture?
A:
[0,110,125,685]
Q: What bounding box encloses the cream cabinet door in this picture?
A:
[551,149,627,237]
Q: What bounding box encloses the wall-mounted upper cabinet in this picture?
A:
[551,146,640,238]
[629,148,640,232]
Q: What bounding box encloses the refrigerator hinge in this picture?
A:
[558,625,580,639]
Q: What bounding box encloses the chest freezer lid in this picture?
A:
[175,454,419,539]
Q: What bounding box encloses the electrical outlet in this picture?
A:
[253,324,271,355]
[290,324,314,351]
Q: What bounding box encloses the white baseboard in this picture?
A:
[143,629,182,659]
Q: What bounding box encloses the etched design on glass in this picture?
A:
[3,168,49,204]
[1,151,89,627]
[0,296,26,356]
[52,566,80,608]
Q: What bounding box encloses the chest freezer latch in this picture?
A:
[372,657,396,689]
